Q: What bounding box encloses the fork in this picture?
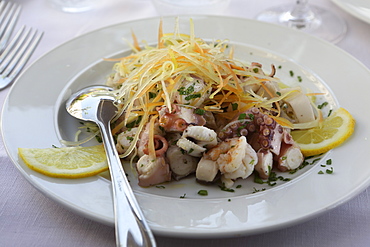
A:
[0,1,21,53]
[0,26,43,89]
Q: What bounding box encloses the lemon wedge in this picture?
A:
[18,145,108,178]
[291,107,355,157]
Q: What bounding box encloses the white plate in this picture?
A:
[2,16,370,238]
[332,0,370,24]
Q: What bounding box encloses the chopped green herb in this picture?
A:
[318,170,324,174]
[232,103,238,111]
[326,167,334,174]
[156,185,165,189]
[178,84,195,95]
[326,159,332,165]
[297,76,302,82]
[185,93,201,101]
[254,174,264,184]
[197,190,208,196]
[236,185,242,189]
[252,187,266,193]
[238,113,247,120]
[194,108,205,115]
[148,92,157,99]
[253,68,259,73]
[318,102,328,109]
[180,193,186,198]
[276,91,281,96]
[289,70,294,77]
[219,184,235,192]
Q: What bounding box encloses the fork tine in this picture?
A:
[1,28,43,81]
[0,25,28,69]
[0,1,21,52]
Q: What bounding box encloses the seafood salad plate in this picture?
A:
[2,16,370,238]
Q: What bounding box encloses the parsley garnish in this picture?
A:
[219,184,235,192]
[318,102,328,109]
[194,108,205,115]
[185,93,201,101]
[197,190,208,196]
[238,113,247,120]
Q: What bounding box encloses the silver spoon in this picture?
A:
[66,85,156,247]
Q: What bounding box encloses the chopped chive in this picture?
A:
[238,113,247,120]
[194,108,205,115]
[197,190,208,196]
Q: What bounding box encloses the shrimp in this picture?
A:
[197,136,258,187]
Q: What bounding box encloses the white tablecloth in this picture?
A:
[1,0,369,246]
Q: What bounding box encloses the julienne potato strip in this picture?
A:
[105,19,320,160]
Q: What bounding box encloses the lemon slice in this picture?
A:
[18,145,108,178]
[291,107,355,157]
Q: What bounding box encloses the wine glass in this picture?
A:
[255,0,347,43]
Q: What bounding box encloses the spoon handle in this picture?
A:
[97,120,156,247]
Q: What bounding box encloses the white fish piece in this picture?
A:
[177,125,217,157]
[196,157,218,182]
[166,145,198,179]
[283,89,315,123]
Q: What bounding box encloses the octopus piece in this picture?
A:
[166,145,199,180]
[137,120,165,157]
[157,104,206,132]
[177,125,217,157]
[136,155,171,187]
[219,107,284,154]
[275,129,304,172]
[175,75,212,107]
[141,135,169,157]
[255,148,273,179]
[218,107,304,177]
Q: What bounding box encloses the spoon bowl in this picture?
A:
[66,85,156,247]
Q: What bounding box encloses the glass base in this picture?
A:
[256,4,347,43]
[48,0,96,13]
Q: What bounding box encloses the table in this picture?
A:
[1,0,369,246]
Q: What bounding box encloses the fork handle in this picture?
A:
[97,119,156,247]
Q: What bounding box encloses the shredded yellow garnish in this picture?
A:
[105,19,320,158]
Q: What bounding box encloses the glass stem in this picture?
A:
[289,0,315,29]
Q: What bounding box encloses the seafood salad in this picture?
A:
[104,21,322,188]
